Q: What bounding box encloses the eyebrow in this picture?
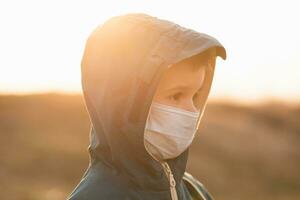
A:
[164,84,202,93]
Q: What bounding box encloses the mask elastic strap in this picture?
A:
[195,101,208,130]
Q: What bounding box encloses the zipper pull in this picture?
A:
[162,162,176,187]
[161,162,178,200]
[167,167,176,187]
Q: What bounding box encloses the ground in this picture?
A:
[0,93,299,200]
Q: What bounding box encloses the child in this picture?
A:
[67,13,227,200]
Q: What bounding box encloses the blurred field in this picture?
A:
[0,93,299,200]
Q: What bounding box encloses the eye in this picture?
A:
[169,92,182,101]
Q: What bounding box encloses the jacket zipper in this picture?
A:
[144,142,178,200]
[160,161,178,200]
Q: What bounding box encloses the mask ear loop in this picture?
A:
[195,100,208,130]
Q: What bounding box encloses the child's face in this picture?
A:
[153,60,208,112]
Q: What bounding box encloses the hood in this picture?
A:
[80,13,226,192]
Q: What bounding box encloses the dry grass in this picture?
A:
[0,93,299,200]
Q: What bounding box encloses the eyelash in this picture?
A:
[169,92,199,101]
[169,93,182,101]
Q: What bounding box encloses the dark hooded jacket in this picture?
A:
[67,13,226,200]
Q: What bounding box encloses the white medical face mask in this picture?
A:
[144,101,201,160]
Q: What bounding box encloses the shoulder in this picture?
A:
[66,161,127,200]
[182,172,215,200]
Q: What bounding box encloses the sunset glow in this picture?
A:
[0,0,299,104]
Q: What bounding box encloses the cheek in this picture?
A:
[197,68,206,88]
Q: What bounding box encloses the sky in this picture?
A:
[0,0,299,104]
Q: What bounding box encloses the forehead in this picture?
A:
[169,48,216,72]
[156,49,216,89]
[157,61,206,91]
